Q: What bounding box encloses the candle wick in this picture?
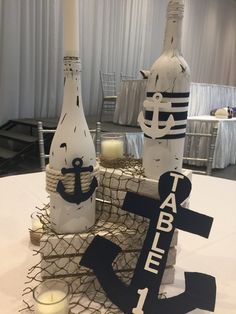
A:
[51,293,53,302]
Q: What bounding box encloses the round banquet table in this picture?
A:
[0,171,235,313]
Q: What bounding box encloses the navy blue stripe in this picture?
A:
[172,102,189,108]
[145,110,188,121]
[146,92,190,98]
[172,124,186,130]
[146,124,186,130]
[144,133,186,140]
[170,124,186,130]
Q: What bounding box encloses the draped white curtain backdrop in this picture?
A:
[78,0,168,115]
[0,0,236,124]
[0,0,64,125]
[182,0,236,86]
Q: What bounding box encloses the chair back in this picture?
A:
[37,121,56,171]
[120,73,136,81]
[37,121,101,171]
[100,71,117,97]
[183,124,218,175]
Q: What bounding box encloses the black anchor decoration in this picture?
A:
[57,157,98,204]
[80,171,216,314]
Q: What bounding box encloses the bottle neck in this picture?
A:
[64,56,81,78]
[162,1,184,55]
[61,56,84,114]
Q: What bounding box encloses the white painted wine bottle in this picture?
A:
[138,0,190,179]
[47,0,97,234]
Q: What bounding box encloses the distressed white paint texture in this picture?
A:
[49,0,96,234]
[141,0,191,179]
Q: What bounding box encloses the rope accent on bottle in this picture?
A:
[46,162,100,194]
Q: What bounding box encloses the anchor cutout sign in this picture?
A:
[57,157,98,204]
[80,171,216,314]
[138,93,175,139]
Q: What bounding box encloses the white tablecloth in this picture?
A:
[186,116,236,168]
[125,132,144,158]
[113,79,147,126]
[0,172,48,314]
[0,172,236,313]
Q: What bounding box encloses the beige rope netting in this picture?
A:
[21,161,168,314]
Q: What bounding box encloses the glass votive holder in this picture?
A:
[33,279,70,314]
[101,133,124,160]
[30,211,43,246]
[31,212,43,232]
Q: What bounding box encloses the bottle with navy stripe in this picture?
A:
[141,0,190,179]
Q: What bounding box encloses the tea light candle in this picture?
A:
[33,279,70,314]
[35,290,69,314]
[31,212,43,232]
[101,139,124,159]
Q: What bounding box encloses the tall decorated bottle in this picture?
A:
[47,0,98,234]
[138,0,190,179]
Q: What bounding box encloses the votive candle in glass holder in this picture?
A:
[101,133,124,160]
[30,212,44,245]
[31,212,43,233]
[33,279,70,314]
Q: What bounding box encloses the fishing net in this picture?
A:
[20,161,173,313]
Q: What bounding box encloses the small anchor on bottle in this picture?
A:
[138,93,175,139]
[57,158,98,204]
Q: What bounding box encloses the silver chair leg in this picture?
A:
[206,126,218,175]
[99,100,104,122]
[38,121,46,171]
[96,121,101,157]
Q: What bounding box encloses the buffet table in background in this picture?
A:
[188,83,236,117]
[113,81,236,126]
[186,116,236,168]
[117,113,236,170]
[123,115,236,169]
[0,171,236,313]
